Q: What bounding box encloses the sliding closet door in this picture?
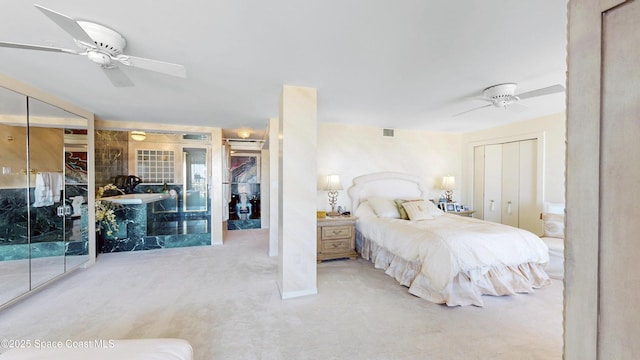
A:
[518,139,538,234]
[483,144,502,223]
[27,98,65,288]
[0,86,30,306]
[501,141,520,227]
[474,138,539,233]
[473,146,485,220]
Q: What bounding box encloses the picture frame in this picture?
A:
[444,202,458,212]
[230,153,260,183]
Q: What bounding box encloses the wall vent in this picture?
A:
[383,128,394,137]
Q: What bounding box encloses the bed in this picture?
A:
[347,172,551,306]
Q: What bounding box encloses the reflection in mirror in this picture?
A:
[0,86,30,306]
[64,129,89,270]
[184,148,208,212]
[27,97,89,287]
[27,98,66,288]
[94,131,211,254]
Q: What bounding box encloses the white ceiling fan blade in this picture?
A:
[452,103,493,117]
[0,41,79,54]
[517,84,565,100]
[102,67,135,87]
[34,4,95,46]
[117,55,187,78]
[506,102,528,113]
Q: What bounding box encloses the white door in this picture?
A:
[501,141,520,227]
[483,144,502,223]
[473,146,485,220]
[518,139,538,234]
[565,2,640,358]
[599,3,640,357]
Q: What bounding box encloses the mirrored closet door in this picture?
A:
[0,86,91,308]
[0,86,30,306]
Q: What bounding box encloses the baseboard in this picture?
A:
[277,283,318,299]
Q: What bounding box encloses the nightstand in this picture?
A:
[453,210,476,217]
[317,216,358,262]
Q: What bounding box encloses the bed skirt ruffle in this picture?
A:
[356,231,551,307]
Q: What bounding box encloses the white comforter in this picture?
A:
[356,209,549,292]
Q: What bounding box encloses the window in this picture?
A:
[137,150,175,183]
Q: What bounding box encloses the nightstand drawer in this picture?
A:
[321,226,352,239]
[321,238,350,253]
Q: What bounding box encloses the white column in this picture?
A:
[210,128,223,245]
[268,118,279,257]
[278,86,317,299]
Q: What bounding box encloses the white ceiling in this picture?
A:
[0,1,567,137]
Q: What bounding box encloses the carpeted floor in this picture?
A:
[0,229,563,359]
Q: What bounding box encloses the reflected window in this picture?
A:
[136,150,174,183]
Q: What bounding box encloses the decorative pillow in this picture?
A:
[401,200,434,221]
[368,196,401,218]
[394,199,419,220]
[542,213,565,238]
[395,198,443,219]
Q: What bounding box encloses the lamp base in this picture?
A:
[326,211,341,217]
[445,190,453,203]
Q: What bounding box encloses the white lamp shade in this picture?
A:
[323,174,343,191]
[441,175,456,191]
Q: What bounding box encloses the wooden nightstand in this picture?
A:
[317,216,358,262]
[453,210,476,217]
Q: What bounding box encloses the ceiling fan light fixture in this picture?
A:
[131,131,146,141]
[86,50,111,66]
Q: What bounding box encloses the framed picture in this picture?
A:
[230,153,260,183]
[444,202,457,212]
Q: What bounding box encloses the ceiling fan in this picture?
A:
[453,83,565,117]
[0,4,187,87]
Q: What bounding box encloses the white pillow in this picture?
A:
[355,201,377,218]
[542,213,565,238]
[368,196,401,218]
[401,200,434,221]
[543,202,565,215]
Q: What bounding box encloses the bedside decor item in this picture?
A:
[322,174,343,216]
[441,175,456,202]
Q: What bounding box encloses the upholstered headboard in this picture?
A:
[347,172,427,212]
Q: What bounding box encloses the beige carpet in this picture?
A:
[0,229,563,359]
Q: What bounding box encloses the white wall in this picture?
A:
[461,112,566,207]
[316,113,565,216]
[317,123,463,211]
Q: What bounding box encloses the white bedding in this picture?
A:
[356,201,550,302]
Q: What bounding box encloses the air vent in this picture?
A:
[383,128,394,137]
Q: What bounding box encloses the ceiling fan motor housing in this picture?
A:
[484,83,518,107]
[76,21,126,56]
